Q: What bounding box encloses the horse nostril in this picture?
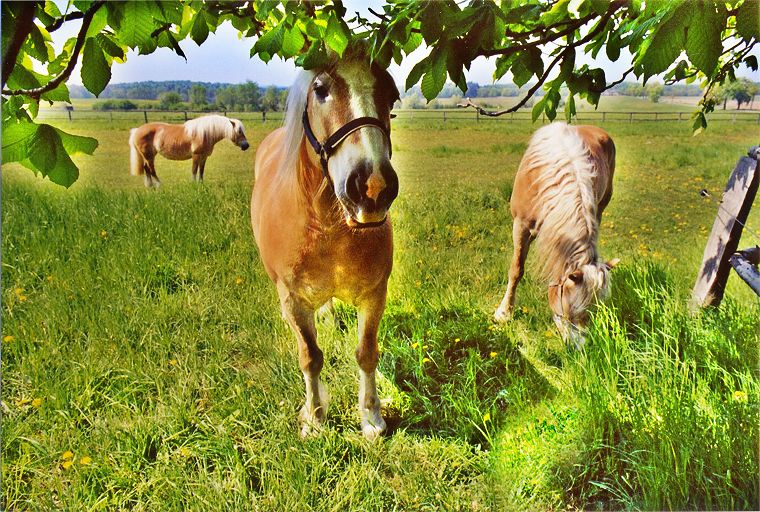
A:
[377,165,398,209]
[240,141,250,151]
[346,171,364,204]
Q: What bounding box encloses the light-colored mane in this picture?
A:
[279,70,315,180]
[184,114,235,145]
[526,122,599,282]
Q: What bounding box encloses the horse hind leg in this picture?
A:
[281,293,328,436]
[198,156,207,182]
[356,292,387,440]
[146,158,161,188]
[495,217,533,322]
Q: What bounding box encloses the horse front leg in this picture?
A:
[356,289,388,440]
[280,291,327,436]
[495,217,533,322]
[198,155,208,182]
[191,154,201,182]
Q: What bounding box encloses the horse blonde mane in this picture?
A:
[526,122,600,283]
[278,70,316,181]
[184,114,235,145]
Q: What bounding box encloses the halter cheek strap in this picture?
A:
[302,110,391,180]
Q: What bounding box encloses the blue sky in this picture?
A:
[51,1,757,88]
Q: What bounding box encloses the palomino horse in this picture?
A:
[494,122,619,346]
[251,49,400,439]
[129,114,249,187]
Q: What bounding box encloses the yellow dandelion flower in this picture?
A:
[483,412,491,422]
[422,357,430,363]
[411,342,419,349]
[169,359,178,366]
[79,456,92,465]
[47,275,54,282]
[62,460,74,470]
[488,324,496,331]
[521,306,528,314]
[544,329,554,338]
[454,338,461,343]
[100,230,108,238]
[15,397,31,407]
[235,277,243,285]
[3,335,13,343]
[14,288,23,296]
[422,344,428,350]
[62,451,74,461]
[490,352,498,358]
[32,398,42,408]
[733,390,748,403]
[179,447,191,457]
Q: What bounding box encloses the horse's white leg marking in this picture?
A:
[358,368,385,440]
[495,217,533,322]
[300,371,329,437]
[356,293,387,440]
[316,298,334,323]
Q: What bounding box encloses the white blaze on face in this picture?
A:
[330,62,388,199]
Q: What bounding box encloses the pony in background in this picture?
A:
[129,114,249,187]
[494,122,619,346]
[251,47,399,439]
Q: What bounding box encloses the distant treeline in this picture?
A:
[73,81,288,112]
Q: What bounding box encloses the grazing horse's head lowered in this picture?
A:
[301,60,400,227]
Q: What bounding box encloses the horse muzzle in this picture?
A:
[337,159,398,228]
[239,140,250,151]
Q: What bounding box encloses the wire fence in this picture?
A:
[36,107,760,125]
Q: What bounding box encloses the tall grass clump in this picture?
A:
[571,262,759,510]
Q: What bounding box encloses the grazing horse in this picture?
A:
[251,49,400,439]
[494,122,619,346]
[129,114,249,187]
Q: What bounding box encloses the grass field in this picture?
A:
[2,113,758,510]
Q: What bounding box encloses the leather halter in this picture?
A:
[302,109,391,180]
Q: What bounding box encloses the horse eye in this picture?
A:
[313,83,329,101]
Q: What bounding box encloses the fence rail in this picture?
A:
[36,108,760,124]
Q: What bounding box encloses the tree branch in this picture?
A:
[458,5,619,116]
[603,66,635,90]
[2,1,104,99]
[44,10,85,32]
[2,2,39,88]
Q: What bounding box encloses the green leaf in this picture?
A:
[692,111,707,135]
[118,2,155,48]
[564,94,576,122]
[81,37,111,96]
[2,122,38,164]
[405,58,429,91]
[531,97,546,122]
[736,0,760,41]
[420,3,443,44]
[254,26,284,61]
[96,34,125,60]
[325,15,348,56]
[685,1,723,75]
[402,30,422,55]
[420,50,446,101]
[28,124,58,172]
[281,25,305,58]
[56,127,98,155]
[40,83,70,103]
[299,41,328,69]
[637,3,689,82]
[191,11,210,45]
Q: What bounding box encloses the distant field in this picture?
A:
[3,116,758,510]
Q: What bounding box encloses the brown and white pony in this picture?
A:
[129,114,249,187]
[251,50,400,439]
[494,122,619,346]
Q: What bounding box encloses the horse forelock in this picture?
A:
[528,122,601,282]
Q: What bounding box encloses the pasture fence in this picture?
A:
[36,107,760,125]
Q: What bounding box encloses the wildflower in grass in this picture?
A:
[169,359,178,366]
[62,451,74,460]
[411,342,419,349]
[47,275,54,282]
[178,447,191,458]
[235,277,243,285]
[483,412,491,423]
[544,329,554,338]
[732,390,748,403]
[3,335,13,343]
[488,324,496,331]
[32,398,42,408]
[79,456,92,465]
[454,338,461,343]
[100,230,108,239]
[490,352,498,358]
[422,344,428,350]
[62,460,74,470]
[521,306,529,314]
[422,357,430,363]
[15,397,31,407]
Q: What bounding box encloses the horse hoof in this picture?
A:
[361,415,386,441]
[493,308,512,323]
[300,421,323,438]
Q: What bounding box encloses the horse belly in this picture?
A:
[154,130,192,160]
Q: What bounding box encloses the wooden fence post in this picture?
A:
[692,146,760,307]
[183,111,188,121]
[629,112,633,123]
[143,111,148,123]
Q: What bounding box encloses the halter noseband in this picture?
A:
[302,109,391,180]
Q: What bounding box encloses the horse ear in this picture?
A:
[568,269,584,284]
[229,119,235,127]
[604,258,621,270]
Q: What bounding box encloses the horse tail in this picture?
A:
[129,128,144,176]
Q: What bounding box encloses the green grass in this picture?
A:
[2,117,758,510]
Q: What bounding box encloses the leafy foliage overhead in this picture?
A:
[2,0,757,186]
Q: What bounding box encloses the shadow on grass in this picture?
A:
[376,303,556,446]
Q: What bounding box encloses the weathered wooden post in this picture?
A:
[692,146,760,307]
[143,110,148,123]
[729,247,760,296]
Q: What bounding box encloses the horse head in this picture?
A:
[228,118,249,151]
[549,258,620,346]
[302,53,400,228]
